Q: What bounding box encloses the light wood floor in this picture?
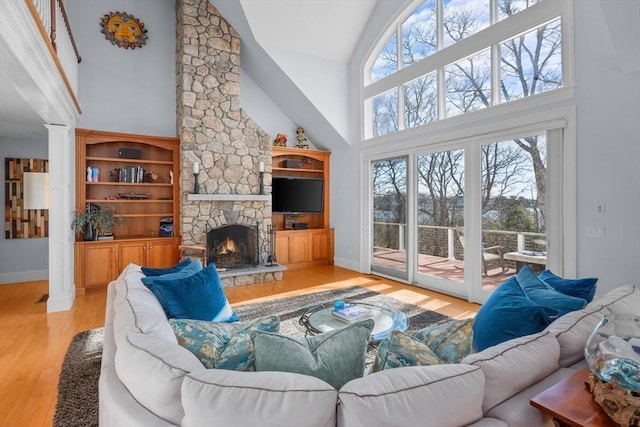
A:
[0,265,479,427]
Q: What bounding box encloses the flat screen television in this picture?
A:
[272,177,323,213]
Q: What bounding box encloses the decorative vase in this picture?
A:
[585,314,640,390]
[83,225,96,241]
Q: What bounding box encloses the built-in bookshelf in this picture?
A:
[74,129,180,293]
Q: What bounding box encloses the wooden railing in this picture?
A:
[27,0,81,101]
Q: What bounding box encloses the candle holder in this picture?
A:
[259,171,264,195]
[193,172,199,194]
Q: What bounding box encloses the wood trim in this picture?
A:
[23,0,82,114]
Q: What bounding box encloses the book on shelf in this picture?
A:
[331,305,372,322]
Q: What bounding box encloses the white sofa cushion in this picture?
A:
[115,331,205,425]
[181,369,337,427]
[544,304,610,367]
[461,332,560,413]
[113,267,177,346]
[485,368,575,427]
[589,284,639,315]
[337,364,486,427]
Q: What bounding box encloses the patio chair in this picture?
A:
[456,227,506,276]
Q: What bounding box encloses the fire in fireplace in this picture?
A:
[207,224,258,269]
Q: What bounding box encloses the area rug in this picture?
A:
[54,328,103,427]
[233,286,450,336]
[54,286,448,427]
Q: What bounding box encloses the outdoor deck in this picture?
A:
[373,249,517,292]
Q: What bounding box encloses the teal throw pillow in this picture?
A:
[141,258,203,296]
[411,318,474,364]
[141,258,193,277]
[170,316,280,371]
[142,263,239,322]
[373,330,441,372]
[472,276,559,351]
[538,270,598,303]
[516,265,587,316]
[251,319,374,390]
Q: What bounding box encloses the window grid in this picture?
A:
[365,0,564,140]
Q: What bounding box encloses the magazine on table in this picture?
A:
[331,304,373,322]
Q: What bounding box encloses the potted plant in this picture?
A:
[71,203,124,241]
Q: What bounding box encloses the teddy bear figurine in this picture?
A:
[296,127,310,149]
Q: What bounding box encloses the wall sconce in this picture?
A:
[23,172,50,210]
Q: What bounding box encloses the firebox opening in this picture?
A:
[207,224,258,269]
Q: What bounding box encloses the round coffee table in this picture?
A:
[298,302,408,342]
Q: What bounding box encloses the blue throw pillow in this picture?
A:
[516,265,587,316]
[141,258,193,277]
[538,270,598,303]
[142,263,239,322]
[472,276,559,352]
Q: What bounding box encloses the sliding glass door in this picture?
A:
[414,149,466,296]
[371,156,408,281]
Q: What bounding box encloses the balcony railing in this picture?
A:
[374,222,546,264]
[27,0,81,99]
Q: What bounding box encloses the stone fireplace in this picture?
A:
[176,0,284,286]
[207,223,258,268]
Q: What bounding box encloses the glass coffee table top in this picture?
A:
[298,302,408,342]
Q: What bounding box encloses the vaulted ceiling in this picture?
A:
[0,0,379,141]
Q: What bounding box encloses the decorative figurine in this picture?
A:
[296,127,310,149]
[170,170,174,185]
[273,133,287,147]
[87,167,92,182]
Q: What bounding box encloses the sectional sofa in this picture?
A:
[99,263,639,426]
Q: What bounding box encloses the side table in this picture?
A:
[530,367,618,427]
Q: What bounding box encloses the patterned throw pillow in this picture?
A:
[251,319,374,390]
[373,330,441,372]
[170,316,280,371]
[411,318,474,364]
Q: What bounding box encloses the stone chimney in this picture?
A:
[176,0,279,284]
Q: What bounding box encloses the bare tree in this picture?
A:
[371,0,560,232]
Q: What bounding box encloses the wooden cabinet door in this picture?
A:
[311,230,331,262]
[289,232,311,264]
[147,239,176,267]
[275,234,291,264]
[119,241,147,271]
[83,243,118,287]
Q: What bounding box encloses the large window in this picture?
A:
[362,0,574,302]
[364,0,566,139]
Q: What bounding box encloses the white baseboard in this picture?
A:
[47,289,75,313]
[333,257,360,272]
[0,270,48,284]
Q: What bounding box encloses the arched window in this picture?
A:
[361,0,575,303]
[364,0,567,139]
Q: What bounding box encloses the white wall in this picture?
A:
[573,0,640,294]
[240,69,297,143]
[0,136,49,283]
[67,0,177,137]
[333,0,640,296]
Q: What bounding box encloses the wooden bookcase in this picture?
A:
[74,129,180,293]
[271,147,334,269]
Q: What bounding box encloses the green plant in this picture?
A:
[71,204,124,238]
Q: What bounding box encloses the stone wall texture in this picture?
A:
[176,0,273,264]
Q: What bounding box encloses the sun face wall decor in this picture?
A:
[100,11,148,49]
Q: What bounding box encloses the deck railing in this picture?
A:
[28,0,81,97]
[373,222,546,262]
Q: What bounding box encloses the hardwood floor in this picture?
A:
[0,265,479,427]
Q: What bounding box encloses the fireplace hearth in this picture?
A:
[207,224,258,269]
